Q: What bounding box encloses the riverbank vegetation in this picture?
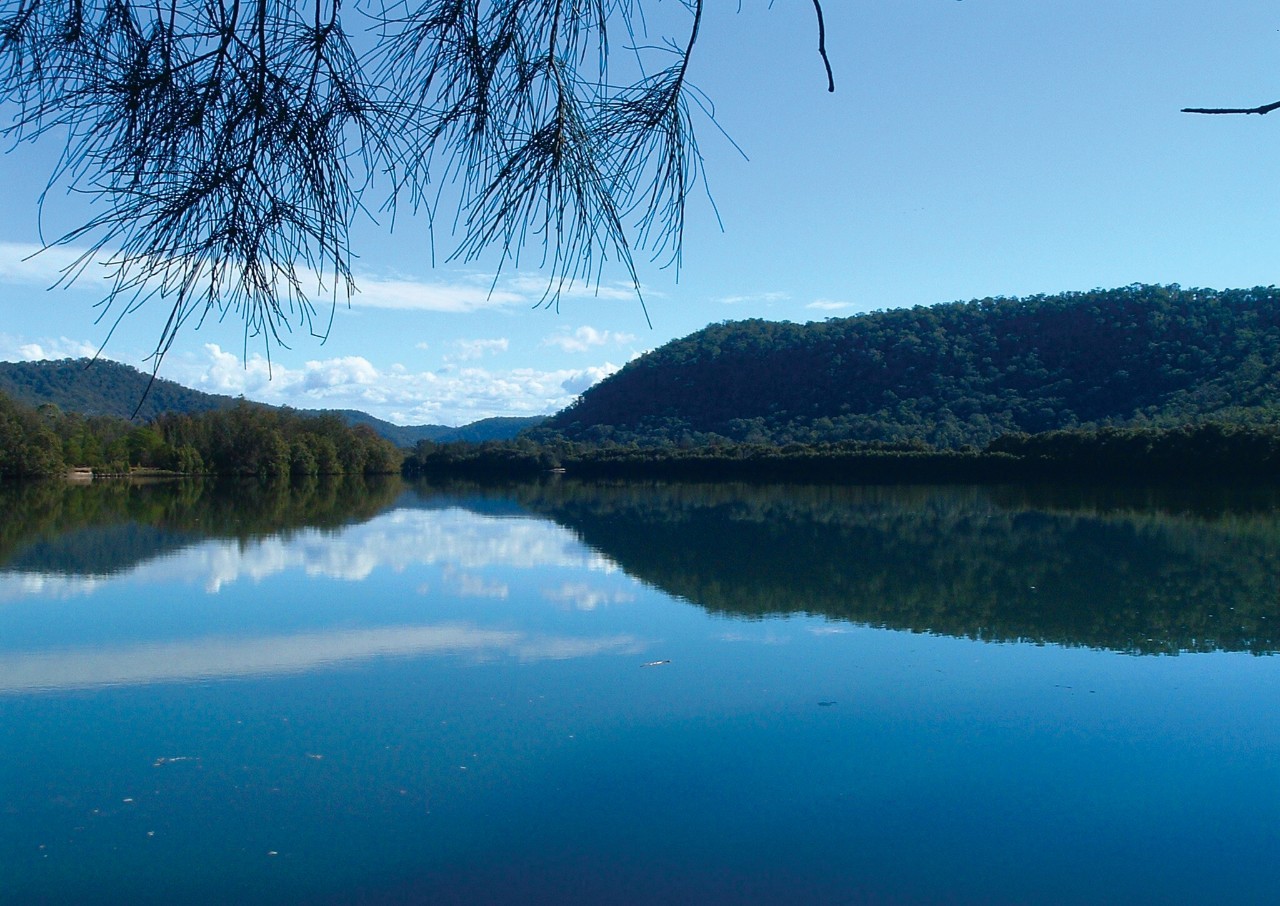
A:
[402,422,1280,485]
[6,388,1280,486]
[0,392,401,478]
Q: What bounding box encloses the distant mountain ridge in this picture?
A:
[335,409,547,445]
[543,284,1280,447]
[0,358,543,445]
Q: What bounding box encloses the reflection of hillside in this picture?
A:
[0,476,403,577]
[5,524,200,576]
[501,480,1280,655]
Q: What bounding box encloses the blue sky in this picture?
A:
[3,1,1280,426]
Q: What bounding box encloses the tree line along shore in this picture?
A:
[0,394,400,478]
[5,387,1280,484]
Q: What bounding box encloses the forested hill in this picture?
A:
[0,358,542,444]
[543,285,1280,447]
[0,357,236,420]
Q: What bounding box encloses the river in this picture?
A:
[2,476,1277,904]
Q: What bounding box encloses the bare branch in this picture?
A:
[812,0,833,93]
[1182,100,1280,116]
[0,1,831,372]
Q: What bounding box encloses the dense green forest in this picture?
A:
[541,284,1280,447]
[0,390,401,477]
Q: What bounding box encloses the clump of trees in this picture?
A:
[151,406,401,477]
[0,393,66,476]
[0,393,401,478]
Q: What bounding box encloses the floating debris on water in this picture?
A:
[818,701,837,707]
[153,756,199,767]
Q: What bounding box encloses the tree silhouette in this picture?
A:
[0,1,833,372]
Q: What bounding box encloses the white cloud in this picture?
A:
[349,274,524,312]
[806,299,856,312]
[347,267,648,312]
[543,325,636,353]
[302,355,379,390]
[0,324,622,426]
[717,291,789,306]
[0,229,637,423]
[0,334,101,362]
[0,240,649,320]
[0,241,99,287]
[448,337,510,361]
[559,363,620,395]
[504,272,641,302]
[196,344,277,396]
[0,242,529,315]
[162,344,624,425]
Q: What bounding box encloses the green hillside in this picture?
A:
[0,357,237,419]
[543,284,1280,447]
[337,410,546,445]
[443,416,549,442]
[0,358,540,445]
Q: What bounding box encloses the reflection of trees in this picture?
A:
[0,476,403,576]
[441,479,1280,655]
[12,475,1280,654]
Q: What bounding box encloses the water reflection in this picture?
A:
[3,477,1280,655]
[0,624,643,693]
[0,475,402,578]
[504,480,1280,655]
[3,478,1280,904]
[0,477,644,694]
[0,478,615,597]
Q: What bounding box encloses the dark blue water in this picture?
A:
[2,480,1278,904]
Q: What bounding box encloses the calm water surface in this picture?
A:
[1,478,1278,904]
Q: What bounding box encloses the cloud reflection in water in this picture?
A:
[0,507,620,598]
[0,623,645,694]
